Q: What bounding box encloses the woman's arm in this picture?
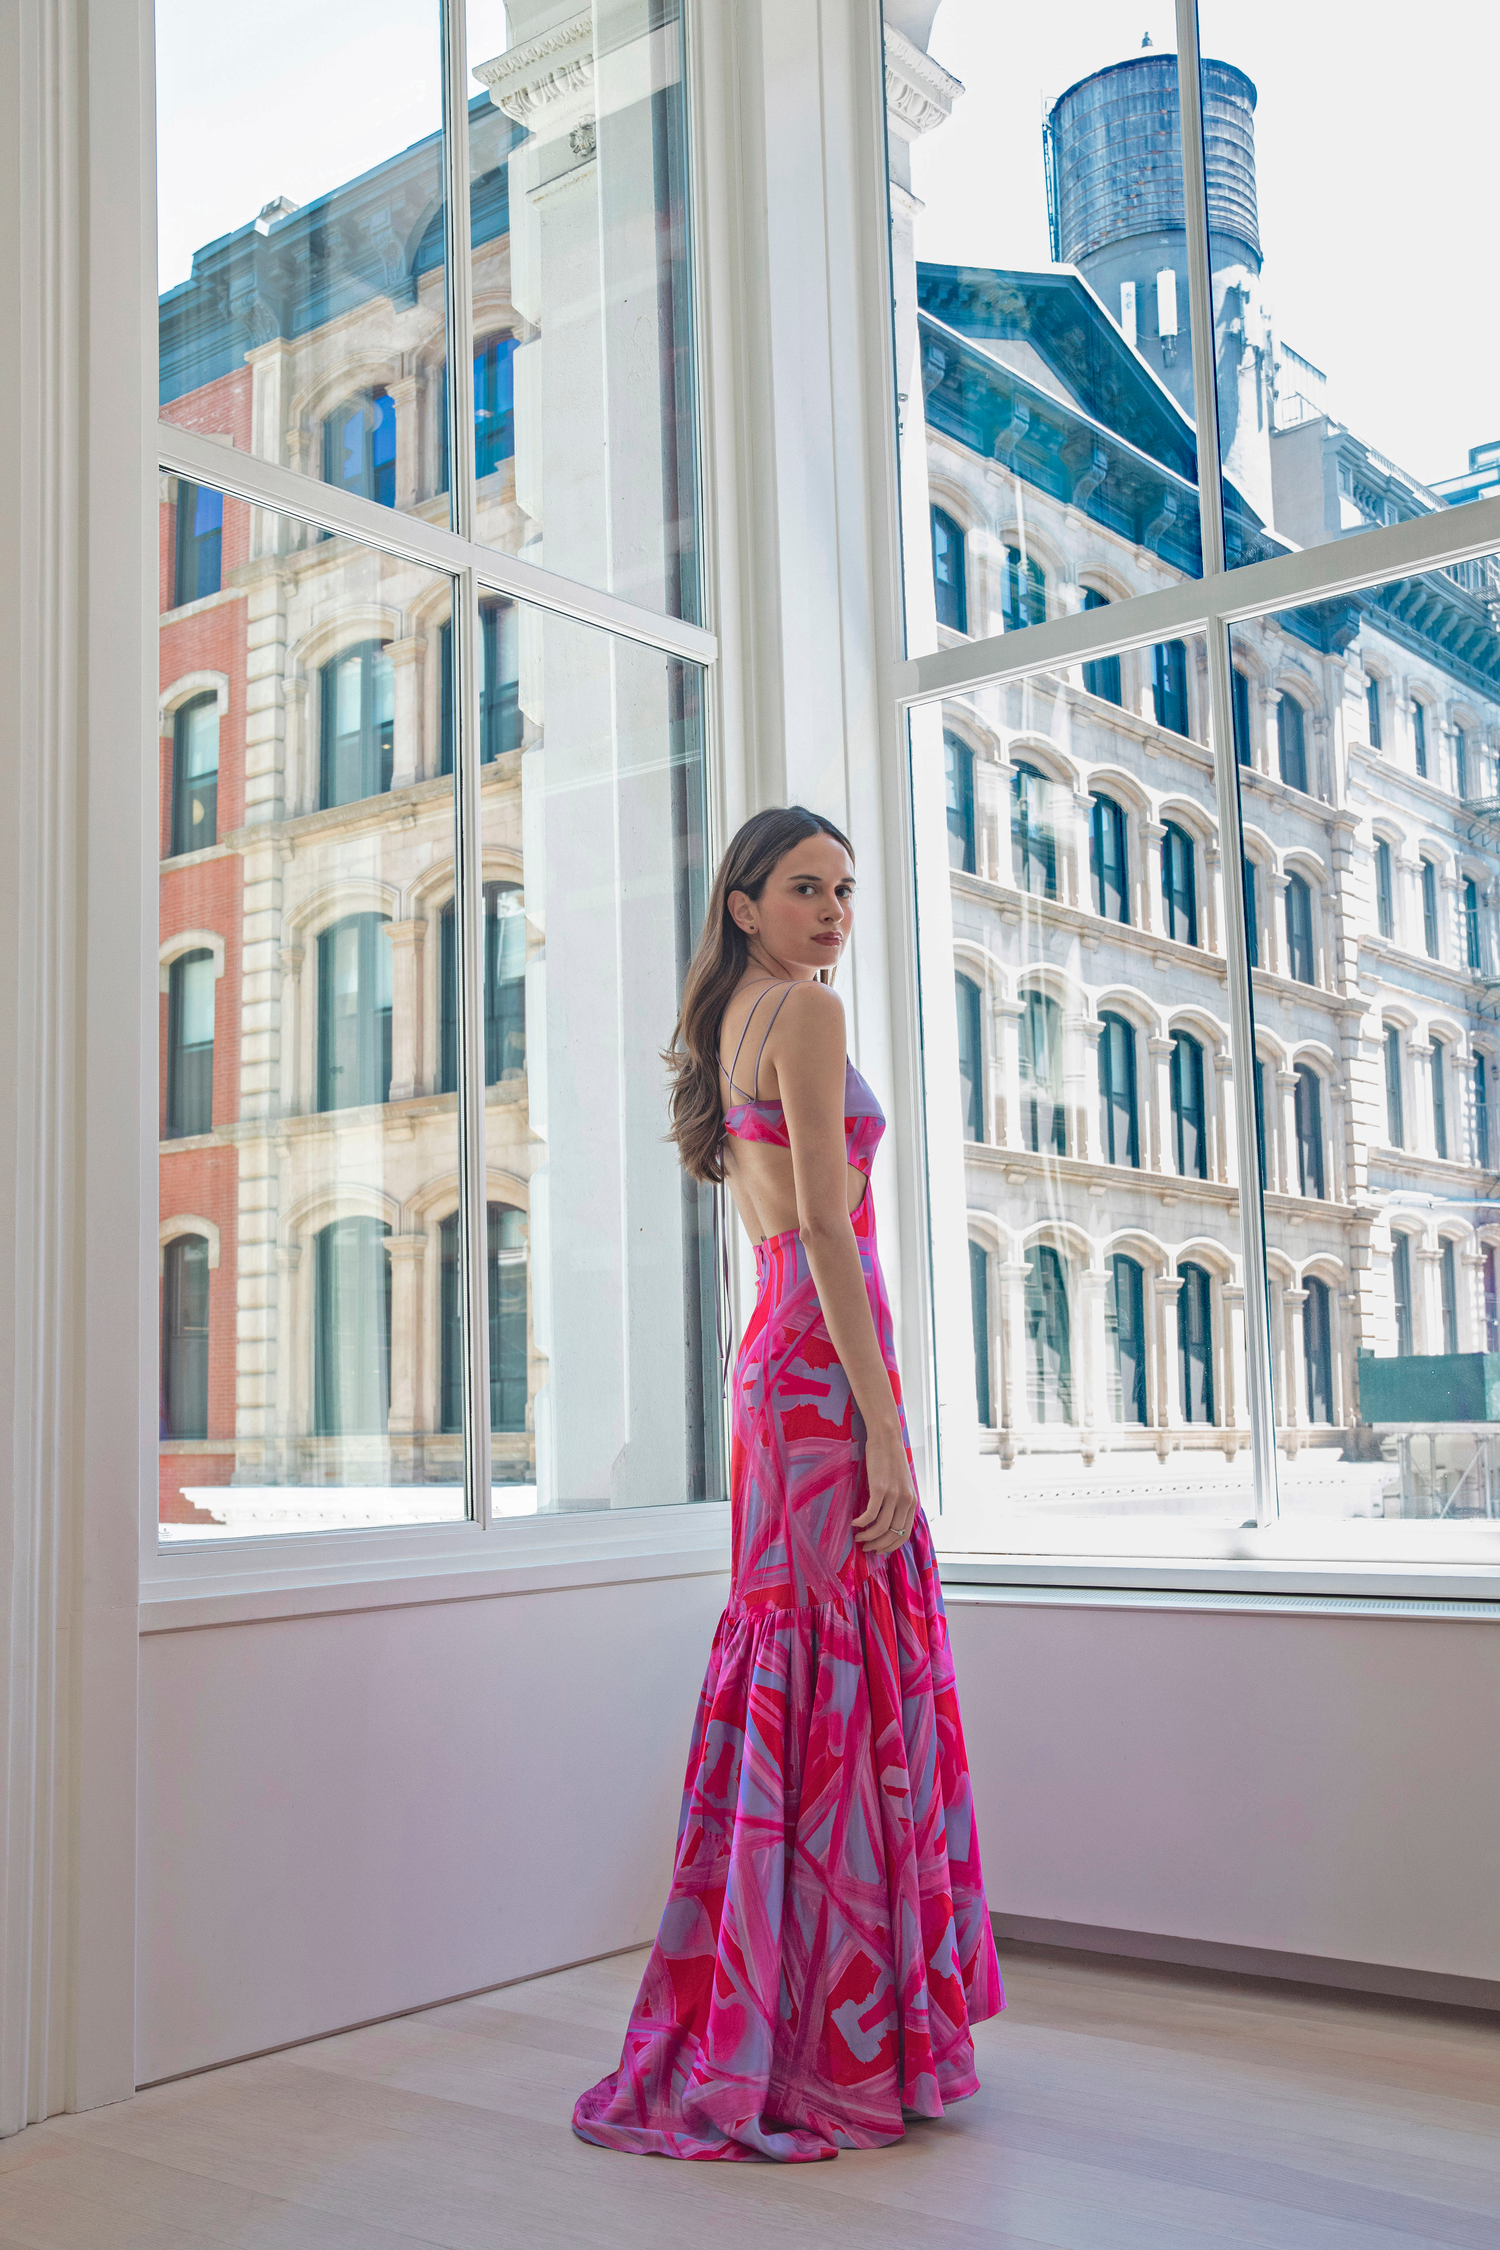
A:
[767,983,917,1554]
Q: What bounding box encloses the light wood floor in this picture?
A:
[1,1945,1496,2248]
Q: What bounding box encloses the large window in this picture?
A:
[317,915,393,1113]
[1020,990,1065,1156]
[1477,1053,1492,1170]
[969,1240,992,1427]
[441,1204,528,1436]
[894,6,1500,1563]
[1098,1012,1139,1168]
[955,972,984,1143]
[165,948,214,1139]
[1107,1255,1147,1426]
[169,695,218,857]
[173,479,222,606]
[1152,640,1189,737]
[440,600,522,774]
[1025,1247,1072,1424]
[324,393,397,509]
[1161,823,1197,946]
[321,641,395,810]
[1090,794,1128,923]
[161,1234,209,1442]
[931,507,967,632]
[440,884,527,1095]
[1002,547,1046,634]
[314,1217,393,1437]
[945,734,976,873]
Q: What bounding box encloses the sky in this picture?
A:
[158,0,1494,488]
[911,0,1497,490]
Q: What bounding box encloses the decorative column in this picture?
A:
[387,635,425,791]
[1148,1034,1174,1173]
[1221,1282,1246,1447]
[276,944,304,1115]
[1460,1250,1486,1353]
[1155,1272,1183,1436]
[1078,1267,1109,1464]
[1268,870,1289,977]
[1204,841,1223,956]
[1080,1017,1104,1165]
[385,1235,426,1450]
[1063,1010,1090,1160]
[386,919,426,1104]
[995,996,1024,1149]
[1415,1243,1444,1355]
[998,1259,1032,1441]
[1139,819,1165,933]
[1213,1052,1234,1184]
[1068,789,1094,912]
[1283,1287,1310,1443]
[1276,1067,1299,1195]
[283,675,308,818]
[974,755,1003,881]
[1260,687,1281,780]
[1408,1038,1434,1156]
[390,375,422,511]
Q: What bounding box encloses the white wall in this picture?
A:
[137,1561,730,2085]
[948,1594,1500,1994]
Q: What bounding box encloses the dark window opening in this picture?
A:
[1090,794,1128,923]
[440,1202,529,1434]
[955,972,983,1142]
[170,694,219,856]
[1151,638,1189,736]
[1421,858,1440,959]
[1161,821,1197,946]
[1012,761,1057,899]
[1025,1245,1072,1423]
[1440,1240,1460,1357]
[1107,1253,1147,1425]
[1081,587,1121,705]
[1303,1276,1333,1424]
[320,640,394,809]
[1002,545,1046,634]
[1295,1065,1325,1198]
[174,480,223,606]
[945,733,976,873]
[161,1234,210,1442]
[1098,1010,1139,1168]
[1277,694,1308,791]
[969,1240,992,1426]
[1384,1024,1405,1148]
[1365,677,1382,749]
[1413,699,1428,777]
[1285,872,1316,984]
[1170,1029,1207,1179]
[1021,989,1065,1156]
[317,914,393,1112]
[440,600,523,775]
[166,948,214,1139]
[1432,1040,1449,1160]
[1179,1262,1215,1424]
[314,1216,392,1435]
[324,390,396,507]
[1392,1233,1413,1356]
[1375,839,1394,939]
[931,508,967,633]
[440,883,527,1095]
[1464,877,1482,972]
[1232,667,1252,765]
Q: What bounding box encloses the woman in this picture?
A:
[573,806,1003,2163]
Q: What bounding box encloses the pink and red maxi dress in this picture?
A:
[573,1002,1003,2161]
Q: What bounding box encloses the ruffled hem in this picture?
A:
[571,1523,1003,2162]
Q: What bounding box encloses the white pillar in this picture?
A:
[388,635,424,791]
[386,919,425,1104]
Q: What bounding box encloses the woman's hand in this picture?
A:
[853,1424,918,1554]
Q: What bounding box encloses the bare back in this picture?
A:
[717,976,867,1246]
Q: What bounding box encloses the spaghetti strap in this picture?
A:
[721,978,793,1104]
[749,981,796,1099]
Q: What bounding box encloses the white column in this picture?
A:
[1221,1282,1245,1444]
[1415,1244,1444,1354]
[1139,819,1165,934]
[1078,1267,1109,1462]
[995,997,1024,1150]
[999,1260,1031,1436]
[1081,1018,1104,1165]
[1155,1273,1183,1428]
[386,919,425,1104]
[1148,1035,1173,1173]
[1212,1052,1234,1184]
[1277,1068,1299,1195]
[1204,842,1223,956]
[1268,871,1289,977]
[387,635,424,791]
[1284,1288,1310,1435]
[390,376,421,512]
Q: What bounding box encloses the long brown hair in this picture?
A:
[665,806,855,1182]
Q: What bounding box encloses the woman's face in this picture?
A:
[729,833,856,974]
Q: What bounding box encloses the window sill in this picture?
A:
[933,1546,1500,1604]
[139,1501,733,1632]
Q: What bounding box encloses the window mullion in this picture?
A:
[439,0,491,1524]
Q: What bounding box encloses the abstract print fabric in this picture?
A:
[572,1067,1003,2161]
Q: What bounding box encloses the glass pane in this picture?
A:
[480,598,721,1511]
[910,631,1268,1554]
[465,2,699,620]
[156,2,448,531]
[1227,550,1500,1565]
[888,3,1212,667]
[158,483,466,1539]
[1195,3,1495,563]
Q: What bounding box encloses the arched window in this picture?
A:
[1025,1246,1072,1423]
[1151,639,1188,736]
[1277,694,1308,791]
[441,598,522,773]
[1294,1065,1325,1198]
[1012,762,1057,899]
[1021,990,1065,1155]
[174,480,223,606]
[969,1240,992,1426]
[1081,587,1121,705]
[955,972,983,1142]
[1439,1241,1459,1356]
[1421,858,1441,958]
[1464,877,1482,972]
[1285,873,1316,985]
[944,734,976,873]
[170,694,219,857]
[1106,1253,1147,1425]
[166,948,215,1139]
[440,882,527,1093]
[1375,839,1395,938]
[1413,699,1428,777]
[440,336,519,488]
[1242,857,1259,969]
[1090,794,1128,922]
[320,640,394,808]
[1384,1024,1405,1147]
[314,1216,392,1435]
[1432,1039,1449,1159]
[1170,1030,1207,1179]
[931,507,967,632]
[1002,545,1046,633]
[324,390,396,507]
[1303,1277,1333,1423]
[1161,822,1197,945]
[1098,1011,1139,1168]
[440,1202,529,1434]
[1476,1053,1491,1169]
[1231,668,1252,764]
[317,914,393,1112]
[1391,1232,1414,1355]
[1178,1263,1214,1423]
[161,1234,210,1441]
[1365,676,1383,749]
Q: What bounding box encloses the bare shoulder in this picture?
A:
[775,980,846,1045]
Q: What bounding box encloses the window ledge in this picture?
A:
[140,1502,732,1632]
[935,1550,1500,1604]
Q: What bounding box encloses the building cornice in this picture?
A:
[473,13,594,128]
[883,25,962,144]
